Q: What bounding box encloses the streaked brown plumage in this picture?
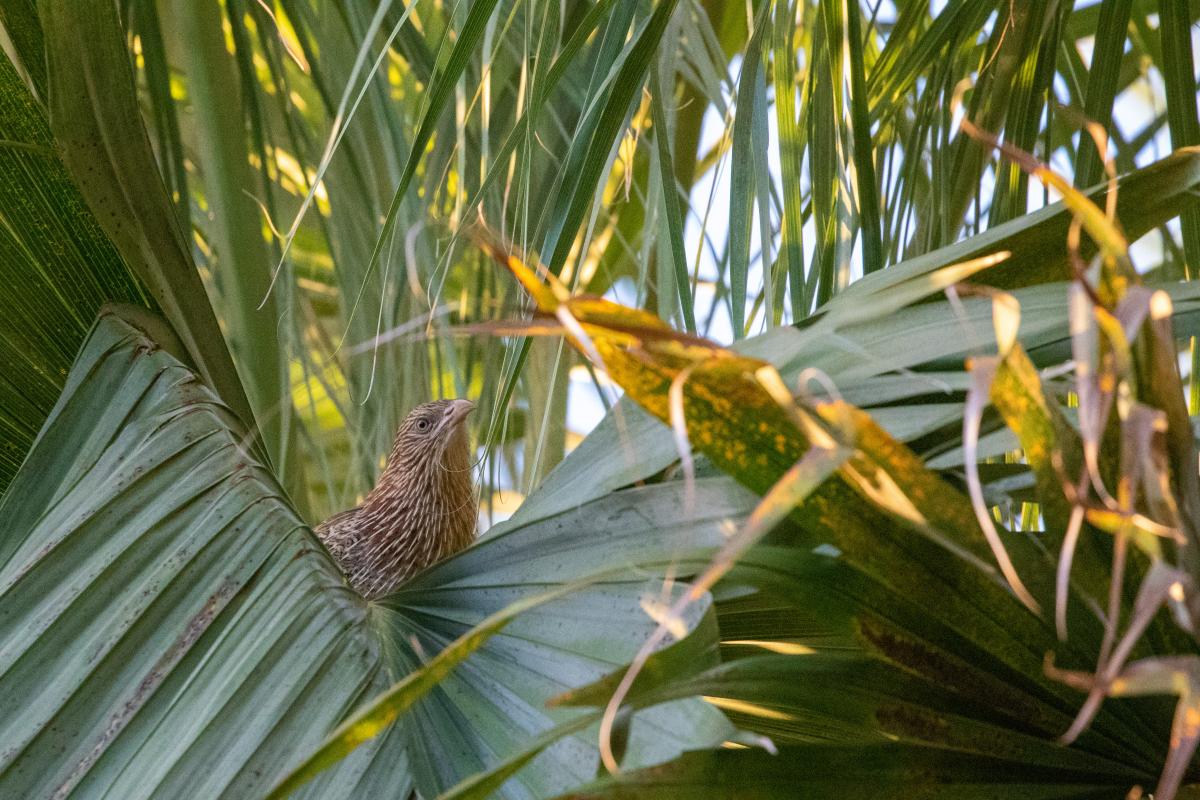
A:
[316,399,476,599]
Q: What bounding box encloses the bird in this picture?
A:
[315,398,477,599]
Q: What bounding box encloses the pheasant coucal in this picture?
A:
[316,399,477,598]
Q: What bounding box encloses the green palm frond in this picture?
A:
[5,1,1200,797]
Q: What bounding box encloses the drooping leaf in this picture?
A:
[495,249,1100,696]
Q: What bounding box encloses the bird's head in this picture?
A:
[346,397,478,596]
[389,398,475,471]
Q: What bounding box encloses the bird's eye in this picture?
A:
[415,418,431,432]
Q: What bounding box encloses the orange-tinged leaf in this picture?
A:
[489,245,1058,662]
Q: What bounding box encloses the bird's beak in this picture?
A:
[445,398,475,427]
